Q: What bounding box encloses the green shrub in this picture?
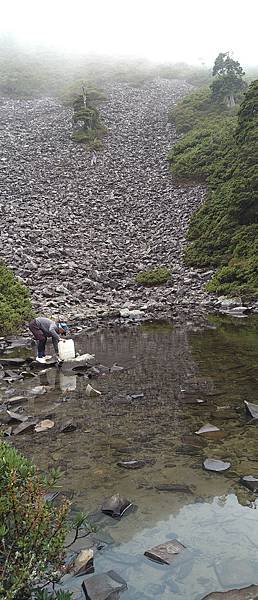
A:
[0,439,71,600]
[168,87,228,134]
[0,262,33,335]
[169,78,258,300]
[136,267,171,286]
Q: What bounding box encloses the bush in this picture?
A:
[0,262,33,335]
[168,87,228,134]
[136,267,171,286]
[0,439,71,600]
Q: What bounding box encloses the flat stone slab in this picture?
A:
[203,459,231,472]
[73,548,94,576]
[195,423,220,435]
[12,420,37,435]
[244,401,258,419]
[155,484,193,493]
[117,459,155,469]
[240,475,258,492]
[202,584,258,599]
[82,570,127,600]
[144,539,186,564]
[0,358,26,367]
[101,494,133,518]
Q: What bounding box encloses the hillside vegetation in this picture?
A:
[0,263,33,334]
[169,54,258,300]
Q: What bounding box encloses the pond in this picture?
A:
[3,316,258,599]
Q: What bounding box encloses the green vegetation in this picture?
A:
[0,262,33,335]
[0,439,70,600]
[136,267,171,286]
[69,87,106,148]
[169,53,258,300]
[210,52,246,108]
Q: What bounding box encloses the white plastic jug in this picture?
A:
[58,339,75,361]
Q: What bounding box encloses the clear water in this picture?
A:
[4,316,258,599]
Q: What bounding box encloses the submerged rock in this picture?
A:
[239,475,258,492]
[202,585,258,598]
[117,459,154,469]
[0,358,26,367]
[35,419,55,433]
[86,384,102,397]
[195,424,220,435]
[12,420,37,435]
[203,458,231,472]
[101,494,133,518]
[144,539,186,564]
[155,484,193,493]
[82,570,127,600]
[59,419,77,433]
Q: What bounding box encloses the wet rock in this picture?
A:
[203,458,231,472]
[117,459,155,469]
[110,364,124,373]
[195,423,220,435]
[202,585,258,599]
[244,400,258,419]
[59,419,77,433]
[12,420,37,435]
[73,548,94,576]
[5,395,28,406]
[155,484,193,493]
[35,419,55,433]
[101,494,133,518]
[127,393,145,401]
[28,385,47,396]
[5,335,31,348]
[7,410,28,423]
[82,570,127,600]
[144,539,186,564]
[86,384,102,397]
[239,475,258,492]
[0,358,26,367]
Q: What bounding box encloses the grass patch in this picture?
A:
[136,267,171,286]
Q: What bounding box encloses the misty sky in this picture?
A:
[1,0,258,66]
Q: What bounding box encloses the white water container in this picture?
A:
[58,339,75,361]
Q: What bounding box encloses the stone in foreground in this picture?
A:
[101,494,133,518]
[202,584,258,598]
[13,420,37,435]
[144,539,186,564]
[203,459,231,472]
[82,570,127,600]
[73,548,94,576]
[244,400,258,419]
[240,475,258,492]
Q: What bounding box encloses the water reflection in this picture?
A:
[5,316,258,598]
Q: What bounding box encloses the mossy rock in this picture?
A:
[136,267,171,287]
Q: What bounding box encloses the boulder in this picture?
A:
[239,475,258,492]
[101,494,133,519]
[82,570,127,600]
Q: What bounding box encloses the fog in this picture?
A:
[1,0,258,66]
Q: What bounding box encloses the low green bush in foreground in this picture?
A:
[0,439,70,600]
[0,262,33,334]
[136,267,171,286]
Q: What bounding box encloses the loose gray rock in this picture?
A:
[101,494,133,518]
[82,570,127,600]
[144,539,186,564]
[203,459,231,472]
[244,400,258,419]
[202,585,258,598]
[239,475,258,492]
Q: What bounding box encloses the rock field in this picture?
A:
[0,78,216,326]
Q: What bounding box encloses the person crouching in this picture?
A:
[29,317,69,363]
